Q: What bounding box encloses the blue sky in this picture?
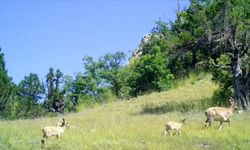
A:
[0,0,189,84]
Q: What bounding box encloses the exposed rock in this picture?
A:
[130,34,152,59]
[129,34,158,61]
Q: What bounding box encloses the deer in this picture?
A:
[41,118,70,147]
[204,97,237,130]
[165,118,187,136]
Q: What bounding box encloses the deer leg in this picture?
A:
[174,129,178,136]
[219,121,223,130]
[178,130,181,135]
[41,137,47,147]
[169,130,172,136]
[205,118,212,127]
[41,138,45,146]
[41,133,48,146]
[205,118,209,123]
[42,133,47,139]
[56,134,61,141]
[208,117,213,127]
[205,119,209,127]
[164,130,167,136]
[165,130,170,136]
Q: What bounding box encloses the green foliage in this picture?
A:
[18,73,44,102]
[81,56,105,99]
[43,68,75,114]
[127,53,174,96]
[210,55,234,106]
[127,21,175,96]
[70,72,103,105]
[16,73,45,118]
[170,0,250,109]
[211,55,232,88]
[98,51,127,98]
[0,49,17,119]
[206,0,250,109]
[169,0,208,76]
[69,52,127,107]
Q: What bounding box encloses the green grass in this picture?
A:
[1,74,250,150]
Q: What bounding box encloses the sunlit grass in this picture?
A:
[0,74,249,150]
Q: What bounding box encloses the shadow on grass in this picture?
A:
[140,98,212,114]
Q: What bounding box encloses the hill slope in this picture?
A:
[0,74,250,150]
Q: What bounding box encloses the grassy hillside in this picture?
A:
[0,74,250,150]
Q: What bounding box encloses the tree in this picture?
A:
[170,0,208,76]
[127,26,175,96]
[71,73,101,103]
[205,0,250,109]
[127,51,174,96]
[72,52,127,103]
[43,68,69,113]
[0,48,17,118]
[63,75,78,107]
[18,73,44,103]
[80,56,104,99]
[172,0,250,109]
[17,73,45,118]
[99,51,127,97]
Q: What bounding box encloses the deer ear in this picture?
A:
[58,118,65,124]
[182,118,187,123]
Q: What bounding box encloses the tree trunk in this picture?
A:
[231,48,249,110]
[233,76,249,110]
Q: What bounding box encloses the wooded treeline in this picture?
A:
[0,0,249,119]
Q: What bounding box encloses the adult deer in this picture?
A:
[41,118,70,147]
[205,97,237,130]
